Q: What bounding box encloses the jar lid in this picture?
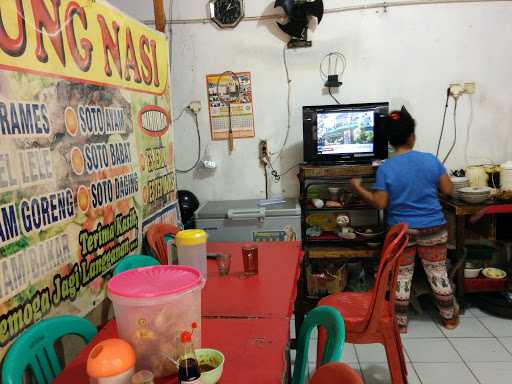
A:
[108,265,202,298]
[87,338,135,378]
[176,229,207,246]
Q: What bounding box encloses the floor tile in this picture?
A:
[467,362,512,384]
[441,317,493,338]
[479,317,512,337]
[348,362,363,375]
[450,338,512,362]
[359,363,392,384]
[355,343,409,363]
[468,306,497,318]
[339,343,358,364]
[359,363,421,384]
[499,337,512,354]
[404,338,461,363]
[413,362,478,384]
[402,316,444,338]
[458,307,475,318]
[290,319,296,339]
[308,338,318,363]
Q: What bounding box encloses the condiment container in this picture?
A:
[176,230,208,279]
[466,165,488,188]
[87,338,136,384]
[108,266,204,378]
[501,161,512,191]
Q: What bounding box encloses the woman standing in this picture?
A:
[350,107,458,332]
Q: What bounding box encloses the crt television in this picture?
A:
[303,102,389,164]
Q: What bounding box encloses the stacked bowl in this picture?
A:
[451,177,470,200]
[459,186,492,204]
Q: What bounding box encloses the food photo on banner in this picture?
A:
[0,0,178,361]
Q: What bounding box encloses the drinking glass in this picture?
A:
[242,246,259,275]
[216,253,231,276]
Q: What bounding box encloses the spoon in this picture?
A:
[161,352,179,368]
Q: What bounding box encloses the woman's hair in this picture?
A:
[387,107,416,147]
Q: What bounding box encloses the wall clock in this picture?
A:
[209,0,244,28]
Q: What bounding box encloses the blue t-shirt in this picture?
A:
[374,150,446,229]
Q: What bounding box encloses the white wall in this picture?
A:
[110,0,512,203]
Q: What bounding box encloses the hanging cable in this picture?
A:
[464,94,474,166]
[176,111,201,173]
[269,45,292,160]
[264,166,269,199]
[435,89,451,158]
[442,98,459,164]
[328,87,342,105]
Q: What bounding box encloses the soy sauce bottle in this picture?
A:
[178,331,202,383]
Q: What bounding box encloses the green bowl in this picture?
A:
[196,348,225,384]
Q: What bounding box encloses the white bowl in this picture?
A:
[461,195,490,204]
[196,348,225,384]
[464,268,482,278]
[459,186,492,194]
[451,176,469,183]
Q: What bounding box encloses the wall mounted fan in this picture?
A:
[274,0,324,48]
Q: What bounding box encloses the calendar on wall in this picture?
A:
[206,71,255,140]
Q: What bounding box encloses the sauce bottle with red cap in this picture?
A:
[178,326,202,384]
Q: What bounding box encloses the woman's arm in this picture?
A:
[438,173,454,196]
[350,178,389,209]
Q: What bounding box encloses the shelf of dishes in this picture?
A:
[302,182,375,209]
[303,200,373,210]
[305,226,385,247]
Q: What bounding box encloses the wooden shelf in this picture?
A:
[304,202,373,211]
[464,277,509,293]
[307,246,380,259]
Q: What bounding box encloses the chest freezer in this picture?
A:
[194,198,301,242]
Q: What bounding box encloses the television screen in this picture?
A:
[317,111,375,155]
[302,102,388,164]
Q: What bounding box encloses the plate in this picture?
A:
[355,226,385,238]
[482,268,507,279]
[459,186,492,194]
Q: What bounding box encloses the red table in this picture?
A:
[203,242,303,319]
[54,242,302,383]
[54,317,290,384]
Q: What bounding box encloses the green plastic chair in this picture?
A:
[292,306,345,384]
[2,315,97,384]
[113,254,160,276]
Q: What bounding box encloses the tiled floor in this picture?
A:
[291,305,512,383]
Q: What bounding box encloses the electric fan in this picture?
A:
[274,0,324,48]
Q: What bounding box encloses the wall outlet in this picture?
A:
[449,83,464,99]
[202,160,217,169]
[259,140,268,162]
[464,82,476,94]
[188,101,202,113]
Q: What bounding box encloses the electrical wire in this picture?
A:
[328,87,342,105]
[320,52,347,82]
[172,107,187,122]
[176,111,201,173]
[464,94,474,166]
[280,163,301,177]
[264,166,269,199]
[435,89,451,158]
[442,98,459,164]
[269,45,292,161]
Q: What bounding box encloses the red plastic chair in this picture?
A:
[317,223,409,384]
[145,224,180,265]
[309,362,364,384]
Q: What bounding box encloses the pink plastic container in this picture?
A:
[108,265,204,378]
